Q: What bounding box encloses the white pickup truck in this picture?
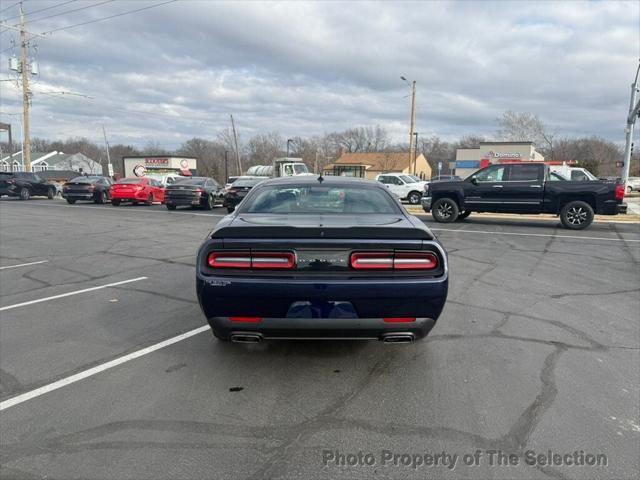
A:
[375,173,427,204]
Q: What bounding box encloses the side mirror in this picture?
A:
[469,177,478,185]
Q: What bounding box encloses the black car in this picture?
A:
[0,171,57,200]
[196,175,449,343]
[62,176,113,204]
[422,163,627,230]
[165,176,223,210]
[223,176,267,213]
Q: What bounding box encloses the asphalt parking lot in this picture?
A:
[1,198,639,480]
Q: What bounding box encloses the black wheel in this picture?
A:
[431,197,459,223]
[560,201,594,230]
[203,194,214,210]
[66,198,76,204]
[95,191,106,204]
[457,210,471,220]
[47,187,55,200]
[166,204,177,211]
[111,199,121,206]
[627,186,633,193]
[145,194,153,206]
[407,191,422,205]
[227,207,234,213]
[19,187,30,201]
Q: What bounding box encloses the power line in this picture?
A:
[0,1,21,16]
[2,0,77,22]
[39,0,178,35]
[24,0,116,25]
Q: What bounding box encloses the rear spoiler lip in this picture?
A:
[211,226,434,240]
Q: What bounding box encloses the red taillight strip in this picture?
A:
[350,251,438,270]
[393,252,438,270]
[207,251,295,269]
[350,252,394,269]
[383,317,416,323]
[615,184,625,201]
[229,316,262,323]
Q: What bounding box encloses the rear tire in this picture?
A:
[560,201,594,230]
[227,207,234,213]
[95,191,106,204]
[432,197,459,223]
[407,191,422,205]
[111,199,121,206]
[203,194,214,210]
[166,204,177,210]
[627,186,633,193]
[457,210,471,220]
[66,198,76,204]
[19,187,30,200]
[47,187,55,200]
[145,194,153,206]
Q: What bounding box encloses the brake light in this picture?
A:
[229,316,262,323]
[208,251,295,269]
[615,184,625,201]
[350,252,438,270]
[383,317,416,323]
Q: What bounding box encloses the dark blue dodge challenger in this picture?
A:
[196,175,448,343]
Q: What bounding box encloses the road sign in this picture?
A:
[107,164,114,176]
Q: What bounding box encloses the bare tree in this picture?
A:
[497,110,556,159]
[378,151,398,172]
[247,132,284,166]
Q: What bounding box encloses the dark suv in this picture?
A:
[0,172,57,200]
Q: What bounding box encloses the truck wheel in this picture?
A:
[47,187,55,200]
[560,201,594,230]
[111,199,121,206]
[19,187,30,200]
[457,210,471,220]
[627,186,632,193]
[407,191,422,205]
[66,198,76,204]
[432,198,459,223]
[166,204,177,211]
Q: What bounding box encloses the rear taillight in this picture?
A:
[383,317,416,323]
[615,184,625,201]
[229,316,262,323]
[194,188,204,193]
[208,251,295,269]
[350,252,438,270]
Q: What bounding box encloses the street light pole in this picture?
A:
[19,1,31,172]
[413,131,419,177]
[401,77,417,175]
[622,62,640,183]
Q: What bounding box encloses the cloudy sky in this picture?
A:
[0,0,638,149]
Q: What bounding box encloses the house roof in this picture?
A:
[0,151,52,163]
[331,152,422,171]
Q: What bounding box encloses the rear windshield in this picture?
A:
[69,177,99,183]
[241,185,400,214]
[174,178,206,186]
[116,178,143,184]
[233,177,264,187]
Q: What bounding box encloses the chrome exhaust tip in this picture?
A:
[230,333,263,343]
[381,333,415,344]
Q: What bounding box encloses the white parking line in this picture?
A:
[0,260,48,270]
[2,202,226,217]
[430,228,640,243]
[0,276,148,312]
[0,325,210,411]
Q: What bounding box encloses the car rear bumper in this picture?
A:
[0,186,18,196]
[196,274,448,340]
[111,191,148,201]
[598,200,627,215]
[63,193,94,200]
[165,195,201,206]
[208,316,436,341]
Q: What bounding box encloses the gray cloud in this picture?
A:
[0,0,638,149]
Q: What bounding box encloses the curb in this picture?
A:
[405,208,640,225]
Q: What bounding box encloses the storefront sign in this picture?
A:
[486,151,521,159]
[144,158,170,166]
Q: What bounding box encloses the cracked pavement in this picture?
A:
[0,199,638,480]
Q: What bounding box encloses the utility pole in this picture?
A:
[622,62,640,183]
[224,150,229,182]
[413,131,419,177]
[19,0,31,172]
[230,114,241,175]
[401,77,417,175]
[101,125,113,177]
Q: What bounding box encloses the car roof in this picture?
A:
[257,175,383,188]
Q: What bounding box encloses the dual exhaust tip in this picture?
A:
[229,332,415,344]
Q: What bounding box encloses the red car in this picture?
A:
[110,177,165,206]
